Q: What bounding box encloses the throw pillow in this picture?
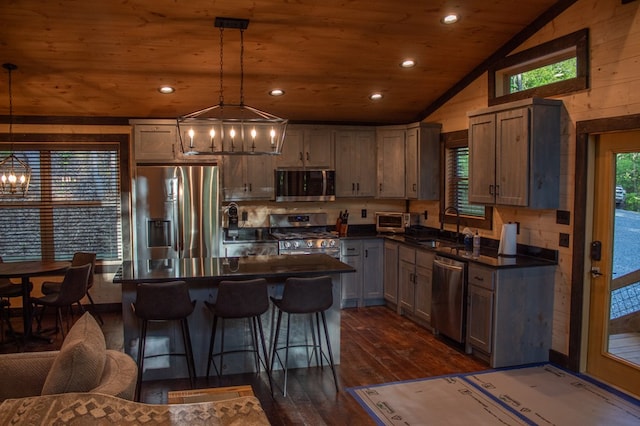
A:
[41,312,107,395]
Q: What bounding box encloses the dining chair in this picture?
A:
[31,263,92,338]
[40,252,103,325]
[0,256,30,341]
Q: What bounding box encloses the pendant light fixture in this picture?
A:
[0,63,31,197]
[177,17,288,156]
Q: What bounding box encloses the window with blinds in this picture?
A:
[446,145,485,218]
[0,147,122,262]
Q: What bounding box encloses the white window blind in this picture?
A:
[446,146,485,218]
[0,147,122,262]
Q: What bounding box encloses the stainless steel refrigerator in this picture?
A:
[133,164,220,261]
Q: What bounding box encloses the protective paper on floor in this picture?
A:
[348,364,640,426]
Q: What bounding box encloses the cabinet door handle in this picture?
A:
[306,152,310,162]
[474,275,484,281]
[489,184,494,195]
[365,249,369,257]
[379,183,383,192]
[356,182,360,191]
[249,183,252,192]
[347,248,356,252]
[413,183,417,191]
[299,152,303,161]
[352,183,355,191]
[244,183,248,192]
[495,184,499,195]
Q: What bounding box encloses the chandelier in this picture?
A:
[177,17,288,156]
[0,63,31,197]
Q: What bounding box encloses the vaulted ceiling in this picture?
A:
[1,1,572,125]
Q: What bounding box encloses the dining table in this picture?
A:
[0,260,70,342]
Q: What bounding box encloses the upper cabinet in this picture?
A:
[277,125,334,168]
[131,120,178,162]
[405,123,441,200]
[376,123,441,199]
[222,155,274,201]
[335,129,377,197]
[468,98,562,208]
[376,127,406,198]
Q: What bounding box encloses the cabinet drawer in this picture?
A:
[341,240,361,256]
[398,245,416,264]
[415,249,434,269]
[468,265,494,290]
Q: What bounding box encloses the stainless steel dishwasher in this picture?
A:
[431,255,467,344]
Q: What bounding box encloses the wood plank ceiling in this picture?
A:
[1,1,568,125]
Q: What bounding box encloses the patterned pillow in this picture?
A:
[41,312,107,394]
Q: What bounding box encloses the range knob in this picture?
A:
[293,241,300,248]
[284,241,291,249]
[307,240,314,248]
[320,240,327,247]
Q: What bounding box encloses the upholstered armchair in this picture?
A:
[0,312,137,402]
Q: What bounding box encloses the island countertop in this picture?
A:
[113,253,355,284]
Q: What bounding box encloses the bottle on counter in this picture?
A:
[473,230,481,258]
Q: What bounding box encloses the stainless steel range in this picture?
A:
[269,213,339,257]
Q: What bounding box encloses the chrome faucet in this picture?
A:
[441,206,461,244]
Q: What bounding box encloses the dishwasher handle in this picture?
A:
[433,256,464,272]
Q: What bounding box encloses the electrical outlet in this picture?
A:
[361,209,367,218]
[559,233,570,247]
[424,210,428,220]
[556,210,571,225]
[241,211,248,221]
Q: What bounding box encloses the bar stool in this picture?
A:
[205,278,273,394]
[132,280,196,402]
[270,275,338,396]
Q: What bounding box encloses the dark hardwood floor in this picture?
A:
[1,305,488,425]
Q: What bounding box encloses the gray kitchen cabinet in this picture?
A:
[362,239,383,302]
[222,155,274,201]
[413,250,434,323]
[132,121,177,162]
[383,240,399,306]
[376,127,406,198]
[468,98,562,208]
[277,125,334,168]
[335,129,377,197]
[405,123,441,200]
[398,245,433,326]
[466,262,556,368]
[341,238,384,308]
[398,245,415,312]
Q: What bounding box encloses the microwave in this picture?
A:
[375,212,419,233]
[275,169,336,202]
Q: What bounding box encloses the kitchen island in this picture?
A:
[114,254,354,380]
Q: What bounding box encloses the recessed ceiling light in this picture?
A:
[441,13,459,24]
[369,93,383,101]
[158,86,175,94]
[400,59,416,68]
[269,88,285,96]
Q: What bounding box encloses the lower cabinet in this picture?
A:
[340,238,384,308]
[398,245,433,325]
[466,263,556,367]
[383,241,399,305]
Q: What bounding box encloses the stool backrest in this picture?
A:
[214,278,269,318]
[71,252,96,288]
[55,264,92,306]
[135,280,194,320]
[279,276,333,314]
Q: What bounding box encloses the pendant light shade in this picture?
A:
[177,17,288,156]
[1,63,31,197]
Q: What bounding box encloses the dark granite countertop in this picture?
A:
[113,254,355,284]
[384,234,557,269]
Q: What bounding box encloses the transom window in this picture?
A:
[0,144,123,262]
[489,28,588,106]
